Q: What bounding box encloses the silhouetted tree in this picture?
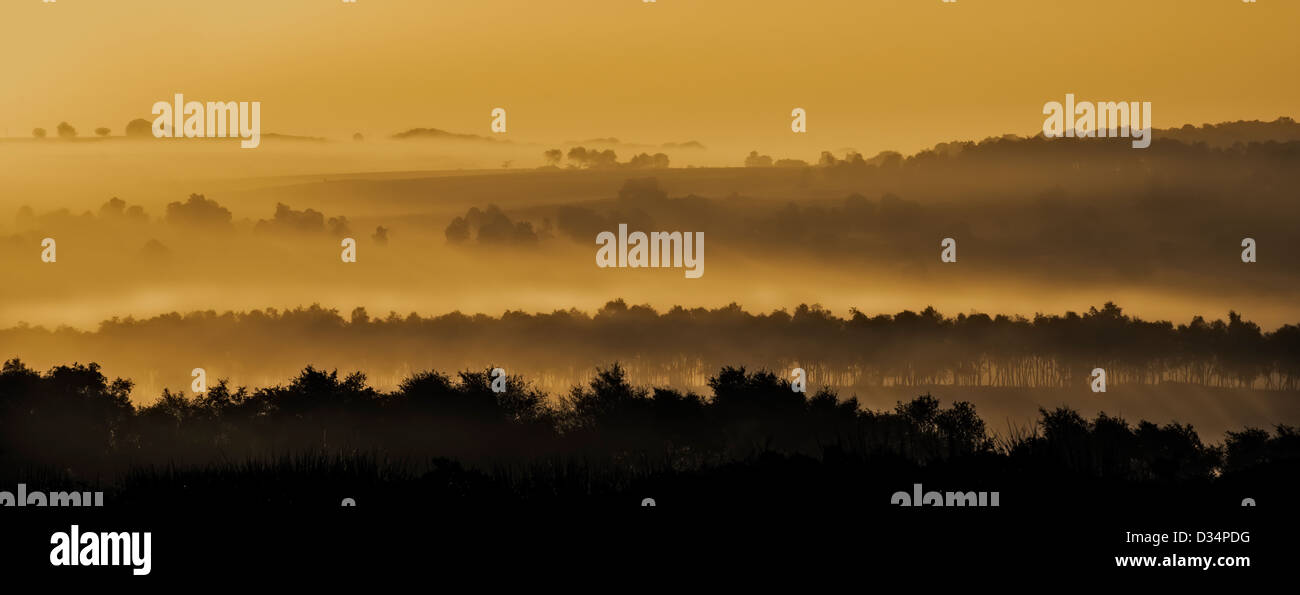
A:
[745,151,773,167]
[543,149,562,167]
[165,194,233,231]
[124,118,152,138]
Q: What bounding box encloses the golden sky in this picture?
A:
[2,0,1296,156]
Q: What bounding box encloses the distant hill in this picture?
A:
[1155,117,1300,147]
[913,116,1300,160]
[262,132,327,143]
[391,127,502,142]
[561,138,707,150]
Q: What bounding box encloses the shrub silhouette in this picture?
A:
[2,358,1297,502]
[0,359,132,470]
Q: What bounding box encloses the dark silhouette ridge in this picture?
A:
[1,359,1296,509]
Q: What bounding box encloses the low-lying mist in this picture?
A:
[1,119,1297,440]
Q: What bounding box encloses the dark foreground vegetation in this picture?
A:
[1,359,1297,510]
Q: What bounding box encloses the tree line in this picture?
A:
[7,301,1296,394]
[1,358,1295,494]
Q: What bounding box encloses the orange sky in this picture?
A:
[2,0,1296,157]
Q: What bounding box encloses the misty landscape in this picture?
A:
[1,117,1299,511]
[6,0,1300,581]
